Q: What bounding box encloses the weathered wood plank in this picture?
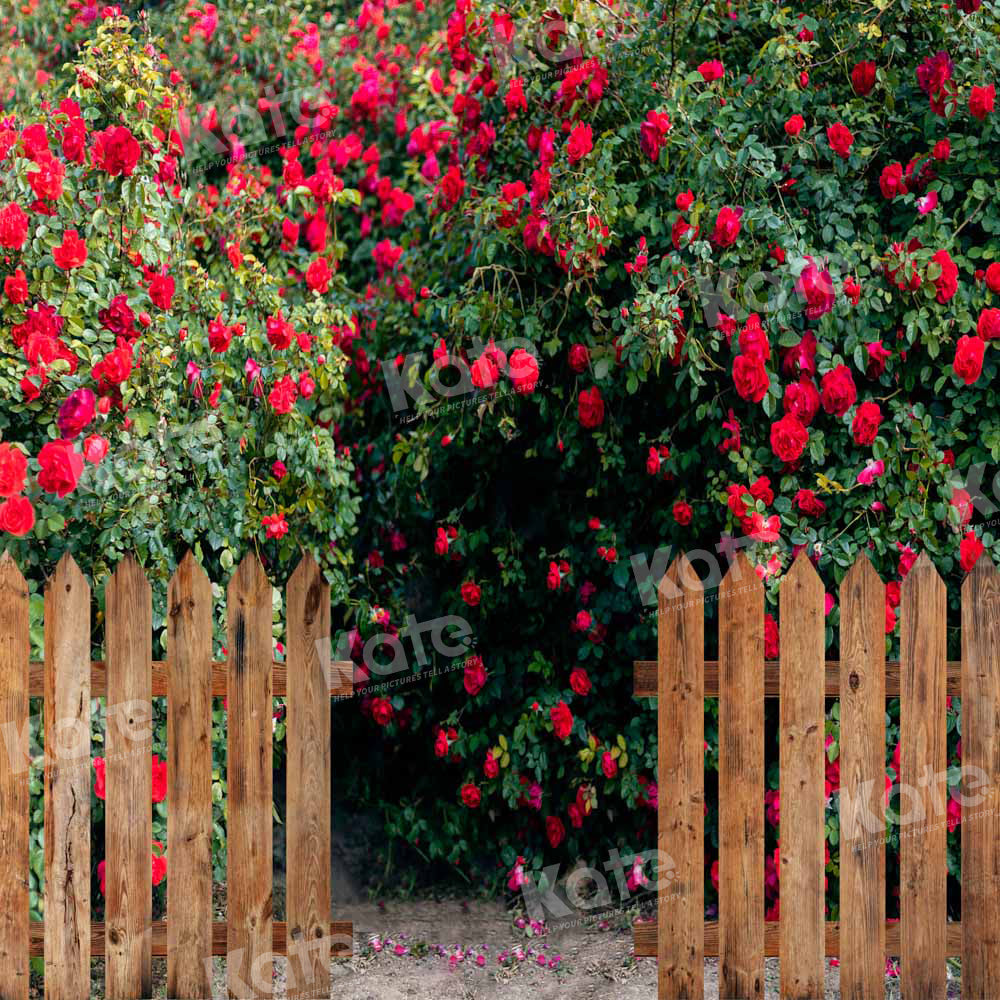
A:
[719,552,764,999]
[634,659,961,697]
[838,553,886,999]
[779,553,825,998]
[105,556,153,999]
[655,555,703,998]
[26,659,353,697]
[26,920,353,957]
[286,556,333,1000]
[632,919,962,958]
[227,554,274,999]
[167,553,214,999]
[900,552,947,998]
[0,553,30,1000]
[961,557,1000,996]
[44,554,91,1000]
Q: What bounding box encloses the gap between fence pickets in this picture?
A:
[24,921,354,957]
[633,659,964,697]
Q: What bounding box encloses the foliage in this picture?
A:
[4,0,1000,920]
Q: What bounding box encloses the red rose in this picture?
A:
[954,334,985,385]
[961,532,985,573]
[37,440,84,497]
[673,500,693,525]
[978,308,1000,341]
[566,123,593,164]
[0,495,35,537]
[852,401,882,445]
[568,343,589,372]
[577,387,605,429]
[268,375,299,413]
[879,163,906,199]
[569,667,591,696]
[697,60,724,81]
[733,353,769,402]
[795,260,835,319]
[91,345,133,390]
[460,581,481,606]
[98,294,136,338]
[764,613,779,658]
[83,434,109,464]
[601,751,618,779]
[461,783,481,808]
[463,655,487,696]
[371,697,394,726]
[866,341,891,377]
[4,268,27,304]
[306,256,331,293]
[675,189,694,211]
[483,751,499,778]
[550,700,574,741]
[933,138,951,161]
[783,377,820,424]
[57,388,96,438]
[770,414,809,462]
[931,249,958,303]
[784,114,805,137]
[91,125,141,176]
[738,314,770,361]
[820,365,858,416]
[545,815,565,848]
[0,443,28,498]
[969,84,996,121]
[851,61,877,96]
[151,755,167,803]
[711,205,742,248]
[826,122,854,158]
[0,203,28,250]
[148,271,175,310]
[794,489,826,518]
[53,229,87,270]
[508,348,540,393]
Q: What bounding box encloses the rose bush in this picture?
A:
[4,0,1000,929]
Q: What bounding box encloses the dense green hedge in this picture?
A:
[3,0,999,926]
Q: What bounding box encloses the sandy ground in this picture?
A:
[64,898,959,998]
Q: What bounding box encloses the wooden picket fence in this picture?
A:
[632,549,1000,999]
[0,550,354,1000]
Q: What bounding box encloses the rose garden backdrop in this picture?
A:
[1,0,999,948]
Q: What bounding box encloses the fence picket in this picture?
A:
[167,552,214,998]
[105,556,153,999]
[286,555,332,999]
[961,557,1000,994]
[43,554,91,1000]
[655,554,703,998]
[778,552,825,998]
[226,554,274,999]
[900,552,947,997]
[0,554,30,1000]
[719,551,764,999]
[838,553,886,999]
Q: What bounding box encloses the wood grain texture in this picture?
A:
[633,919,963,957]
[227,554,274,999]
[26,920,353,957]
[838,553,886,1000]
[25,659,352,697]
[167,553,214,998]
[778,553,825,999]
[43,554,91,1000]
[655,555,703,998]
[718,552,764,1000]
[0,554,29,1000]
[105,556,153,999]
[961,557,1000,997]
[286,556,332,1000]
[634,659,961,697]
[900,552,947,999]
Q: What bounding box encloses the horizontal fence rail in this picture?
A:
[636,549,1000,999]
[0,550,353,1000]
